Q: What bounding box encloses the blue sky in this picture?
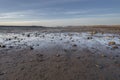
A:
[0,0,120,26]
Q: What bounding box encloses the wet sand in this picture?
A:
[0,26,120,80]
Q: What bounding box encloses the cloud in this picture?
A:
[0,8,118,20]
[0,10,47,19]
[0,17,120,26]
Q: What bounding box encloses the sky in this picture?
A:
[0,0,120,26]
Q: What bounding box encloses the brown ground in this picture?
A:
[0,26,120,80]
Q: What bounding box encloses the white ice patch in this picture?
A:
[0,32,120,54]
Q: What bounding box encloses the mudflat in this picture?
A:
[0,26,120,80]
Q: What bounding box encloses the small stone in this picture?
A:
[111,56,115,60]
[108,41,116,45]
[87,37,92,39]
[30,46,34,50]
[9,46,13,48]
[0,72,4,75]
[76,56,80,59]
[27,34,30,37]
[101,54,107,57]
[116,55,119,57]
[56,54,60,57]
[114,60,118,64]
[37,44,39,46]
[92,31,97,34]
[112,45,118,49]
[0,45,6,48]
[72,44,77,47]
[22,33,25,36]
[52,37,54,39]
[8,38,11,40]
[14,36,17,39]
[56,65,61,69]
[20,67,24,71]
[101,32,104,34]
[95,64,104,69]
[36,54,43,57]
[71,40,74,42]
[64,49,67,52]
[90,31,97,35]
[37,59,44,62]
[42,35,45,37]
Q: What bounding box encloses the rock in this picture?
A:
[36,54,43,57]
[72,40,74,42]
[30,46,34,50]
[76,56,80,59]
[71,49,77,52]
[52,37,54,39]
[101,54,107,57]
[115,55,119,57]
[111,56,115,60]
[8,38,11,40]
[0,45,6,48]
[108,41,116,45]
[27,34,30,37]
[14,36,17,39]
[101,32,104,34]
[92,31,97,34]
[95,64,104,69]
[36,58,44,62]
[9,46,13,48]
[22,33,25,36]
[114,60,118,64]
[112,45,118,49]
[39,59,44,62]
[90,31,97,35]
[20,67,25,71]
[72,44,77,47]
[36,54,44,62]
[64,49,67,52]
[37,44,39,46]
[56,64,61,69]
[42,35,45,37]
[56,54,60,57]
[87,37,92,39]
[0,72,5,75]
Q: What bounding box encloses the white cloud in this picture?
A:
[0,8,117,19]
[0,17,120,27]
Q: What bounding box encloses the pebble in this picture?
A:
[64,49,67,52]
[9,46,13,48]
[101,54,107,57]
[36,54,43,57]
[112,45,118,49]
[111,56,115,60]
[0,72,5,75]
[30,46,34,50]
[115,55,119,57]
[95,64,104,69]
[72,44,77,47]
[76,56,80,59]
[114,60,118,64]
[0,45,6,48]
[108,41,116,45]
[27,34,30,37]
[20,67,25,71]
[56,54,60,57]
[87,37,92,39]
